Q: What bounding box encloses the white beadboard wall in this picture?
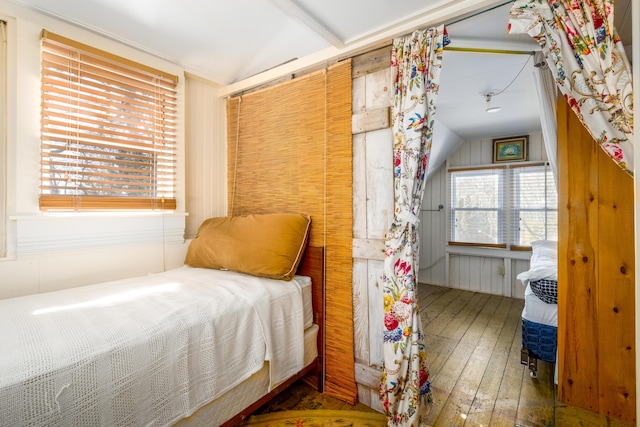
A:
[419,132,549,299]
[184,74,228,239]
[448,132,548,167]
[418,162,447,286]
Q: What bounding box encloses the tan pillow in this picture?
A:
[185,213,311,281]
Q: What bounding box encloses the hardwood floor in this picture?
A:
[420,283,634,427]
[251,284,635,426]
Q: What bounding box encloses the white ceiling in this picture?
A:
[438,3,541,139]
[5,0,635,141]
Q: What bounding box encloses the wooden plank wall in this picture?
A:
[557,97,636,423]
[351,45,393,411]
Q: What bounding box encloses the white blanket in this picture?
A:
[0,266,305,426]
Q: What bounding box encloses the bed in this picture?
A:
[517,240,558,379]
[0,213,324,427]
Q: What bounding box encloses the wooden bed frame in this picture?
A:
[220,245,325,426]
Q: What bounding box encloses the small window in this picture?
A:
[449,163,557,249]
[449,168,505,246]
[511,164,557,246]
[39,31,178,211]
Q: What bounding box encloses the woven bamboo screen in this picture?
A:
[323,62,357,403]
[226,60,357,404]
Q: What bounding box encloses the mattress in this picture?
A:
[297,275,314,329]
[174,323,319,427]
[522,284,557,327]
[0,267,308,427]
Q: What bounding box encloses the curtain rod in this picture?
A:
[335,1,520,61]
[444,46,534,55]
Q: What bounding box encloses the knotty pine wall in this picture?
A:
[557,98,636,423]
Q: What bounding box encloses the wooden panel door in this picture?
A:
[352,46,393,412]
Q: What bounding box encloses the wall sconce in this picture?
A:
[484,92,501,113]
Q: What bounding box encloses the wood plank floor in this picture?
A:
[250,284,635,426]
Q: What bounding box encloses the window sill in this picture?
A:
[445,244,532,260]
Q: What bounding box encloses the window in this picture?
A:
[449,167,505,246]
[449,163,557,248]
[39,31,178,211]
[511,164,558,246]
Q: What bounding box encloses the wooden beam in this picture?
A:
[355,362,382,389]
[352,45,392,77]
[353,238,385,261]
[352,108,390,135]
[268,0,345,48]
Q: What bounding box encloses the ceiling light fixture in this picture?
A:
[484,92,502,113]
[480,54,534,114]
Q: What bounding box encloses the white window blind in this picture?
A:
[511,164,558,246]
[449,167,505,247]
[39,31,178,210]
[449,163,557,248]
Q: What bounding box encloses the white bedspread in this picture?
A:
[0,266,304,426]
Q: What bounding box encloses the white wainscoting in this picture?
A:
[446,246,530,299]
[419,163,447,286]
[0,240,189,299]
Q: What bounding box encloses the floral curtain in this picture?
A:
[379,26,448,426]
[508,0,634,176]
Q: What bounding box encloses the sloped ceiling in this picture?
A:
[5,0,634,141]
[8,0,461,84]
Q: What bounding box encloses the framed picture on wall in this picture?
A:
[493,135,528,163]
